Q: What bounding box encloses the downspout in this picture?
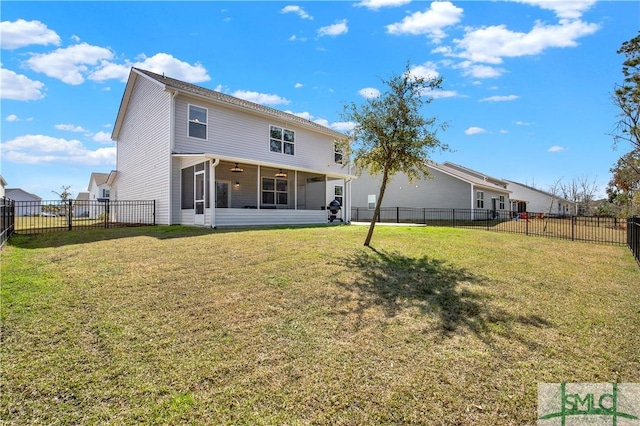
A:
[206,157,220,228]
[345,176,353,224]
[168,90,179,225]
[470,185,475,221]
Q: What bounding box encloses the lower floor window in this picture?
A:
[334,185,343,206]
[499,195,505,210]
[262,177,288,206]
[476,191,484,209]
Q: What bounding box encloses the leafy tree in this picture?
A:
[342,63,448,246]
[612,32,640,157]
[52,185,72,218]
[607,152,640,216]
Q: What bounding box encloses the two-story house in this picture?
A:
[111,68,353,227]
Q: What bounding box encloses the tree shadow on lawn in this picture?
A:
[338,247,553,346]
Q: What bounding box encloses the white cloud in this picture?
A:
[89,53,210,83]
[294,82,303,88]
[26,42,114,85]
[450,19,599,64]
[500,129,508,134]
[331,121,357,133]
[421,88,458,99]
[281,5,313,20]
[318,19,349,37]
[480,95,519,102]
[385,1,463,41]
[55,124,87,133]
[286,111,314,120]
[0,67,45,100]
[459,62,505,79]
[0,19,61,49]
[93,131,113,143]
[508,0,596,19]
[409,62,440,80]
[548,145,566,152]
[355,0,411,10]
[465,126,488,135]
[0,134,116,165]
[358,87,381,99]
[5,114,33,122]
[231,90,290,105]
[515,120,532,126]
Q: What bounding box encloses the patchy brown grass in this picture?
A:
[1,225,639,424]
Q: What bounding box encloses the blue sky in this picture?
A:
[1,0,638,200]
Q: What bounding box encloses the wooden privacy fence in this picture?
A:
[9,199,155,234]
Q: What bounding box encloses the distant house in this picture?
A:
[351,161,511,218]
[110,68,353,227]
[0,175,6,198]
[74,192,90,218]
[505,180,572,216]
[87,172,112,219]
[5,188,43,216]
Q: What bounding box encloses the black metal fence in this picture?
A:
[11,199,156,234]
[1,197,15,247]
[352,207,629,246]
[629,216,640,266]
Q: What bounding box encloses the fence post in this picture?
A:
[153,200,156,226]
[396,207,400,224]
[571,216,575,241]
[105,200,110,228]
[68,199,73,231]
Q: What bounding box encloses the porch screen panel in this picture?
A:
[181,166,194,209]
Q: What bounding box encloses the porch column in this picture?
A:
[257,165,261,210]
[209,159,219,228]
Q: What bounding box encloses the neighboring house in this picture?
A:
[87,172,112,219]
[351,161,511,218]
[111,68,353,227]
[0,175,6,198]
[74,192,90,217]
[505,180,572,216]
[5,188,43,216]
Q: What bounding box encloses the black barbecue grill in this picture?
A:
[327,199,343,222]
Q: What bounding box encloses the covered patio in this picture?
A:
[174,155,353,228]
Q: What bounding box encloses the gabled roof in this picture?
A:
[88,172,110,189]
[75,192,90,201]
[505,180,572,204]
[428,162,511,194]
[5,188,42,200]
[0,175,6,187]
[112,68,347,141]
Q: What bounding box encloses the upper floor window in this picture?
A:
[476,191,484,209]
[188,105,207,140]
[334,142,343,164]
[270,125,294,155]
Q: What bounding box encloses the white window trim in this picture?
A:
[269,124,295,156]
[334,143,343,164]
[261,177,289,206]
[476,191,484,209]
[188,104,208,141]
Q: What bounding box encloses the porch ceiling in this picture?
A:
[171,152,356,180]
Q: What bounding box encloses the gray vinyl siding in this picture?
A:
[115,76,172,224]
[351,168,471,209]
[172,96,346,176]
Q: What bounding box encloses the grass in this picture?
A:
[1,225,639,424]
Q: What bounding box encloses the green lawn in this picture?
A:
[1,225,639,425]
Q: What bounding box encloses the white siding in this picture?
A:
[351,168,472,209]
[215,209,327,227]
[115,76,172,224]
[507,181,572,215]
[172,96,347,176]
